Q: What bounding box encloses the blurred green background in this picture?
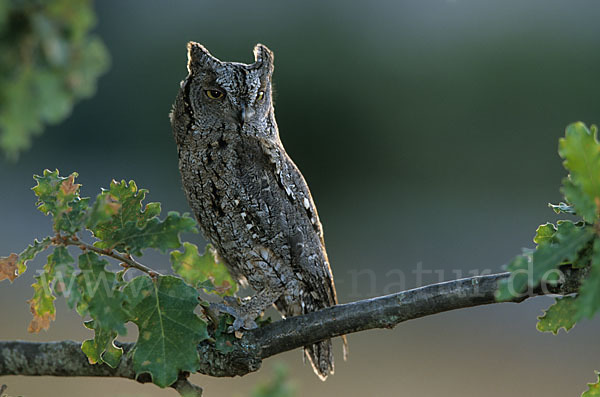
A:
[2,0,600,396]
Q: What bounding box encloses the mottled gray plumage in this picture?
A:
[170,42,346,379]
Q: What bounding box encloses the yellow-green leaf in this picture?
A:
[171,242,237,296]
[582,372,600,397]
[533,223,556,246]
[537,296,578,334]
[81,320,123,368]
[15,237,52,275]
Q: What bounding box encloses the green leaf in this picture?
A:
[495,255,531,301]
[45,246,74,275]
[50,246,79,309]
[536,296,578,334]
[533,223,557,246]
[123,275,208,388]
[582,372,600,397]
[32,169,71,214]
[55,197,90,235]
[576,237,600,319]
[32,170,88,234]
[562,178,596,224]
[89,180,160,231]
[171,242,238,296]
[81,320,123,368]
[90,180,197,255]
[530,221,593,286]
[497,222,592,301]
[129,211,198,253]
[86,192,120,230]
[558,122,600,223]
[573,237,595,269]
[15,237,52,275]
[76,252,128,335]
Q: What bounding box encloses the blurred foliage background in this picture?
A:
[0,0,108,159]
[1,0,600,396]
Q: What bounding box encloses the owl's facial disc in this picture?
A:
[185,42,274,134]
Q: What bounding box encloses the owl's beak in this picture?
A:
[240,105,254,127]
[240,106,246,126]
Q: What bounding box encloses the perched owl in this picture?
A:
[170,42,346,379]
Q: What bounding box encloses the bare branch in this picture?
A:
[253,266,585,359]
[0,340,203,395]
[0,267,587,386]
[60,235,162,277]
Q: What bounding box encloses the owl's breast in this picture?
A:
[178,134,286,273]
[178,131,331,302]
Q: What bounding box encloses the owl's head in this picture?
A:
[183,42,276,138]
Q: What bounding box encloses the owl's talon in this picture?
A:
[232,316,258,331]
[210,301,258,331]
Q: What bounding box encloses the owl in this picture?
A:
[170,42,346,380]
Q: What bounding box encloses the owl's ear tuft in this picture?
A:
[253,43,274,74]
[187,41,220,72]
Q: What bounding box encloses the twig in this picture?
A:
[58,236,162,277]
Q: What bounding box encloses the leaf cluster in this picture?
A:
[495,122,600,395]
[0,170,238,388]
[497,123,600,322]
[0,0,109,159]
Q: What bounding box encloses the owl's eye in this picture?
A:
[257,91,265,101]
[205,89,225,100]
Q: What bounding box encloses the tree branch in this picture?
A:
[253,266,585,359]
[0,266,587,387]
[61,236,162,277]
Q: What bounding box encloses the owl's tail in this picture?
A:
[304,334,349,380]
[304,340,334,381]
[299,266,349,380]
[303,330,348,380]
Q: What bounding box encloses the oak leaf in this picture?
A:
[27,274,56,333]
[60,174,81,195]
[0,253,19,282]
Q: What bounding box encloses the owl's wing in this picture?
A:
[239,137,348,367]
[254,138,338,305]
